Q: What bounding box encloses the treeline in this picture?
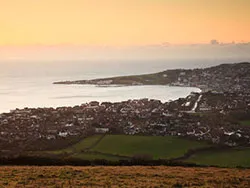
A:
[1,155,249,169]
[0,156,207,167]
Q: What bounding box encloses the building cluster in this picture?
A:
[170,62,250,93]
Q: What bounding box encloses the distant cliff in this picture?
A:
[54,62,250,93]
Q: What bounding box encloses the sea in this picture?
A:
[0,58,249,113]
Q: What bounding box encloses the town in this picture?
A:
[1,89,250,157]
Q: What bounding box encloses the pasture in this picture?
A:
[185,147,250,167]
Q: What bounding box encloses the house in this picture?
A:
[95,128,109,134]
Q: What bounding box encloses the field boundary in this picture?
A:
[82,133,107,152]
[82,151,132,160]
[171,146,232,161]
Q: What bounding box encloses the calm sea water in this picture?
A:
[0,58,248,113]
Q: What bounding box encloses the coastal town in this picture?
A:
[1,62,250,157]
[0,91,250,157]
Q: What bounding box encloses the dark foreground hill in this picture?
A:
[0,166,250,187]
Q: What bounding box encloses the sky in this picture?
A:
[0,0,250,46]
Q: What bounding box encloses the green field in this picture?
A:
[44,134,210,160]
[240,120,250,126]
[31,134,250,167]
[90,135,209,159]
[46,134,103,155]
[71,152,125,161]
[185,148,250,167]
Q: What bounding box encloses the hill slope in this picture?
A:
[1,166,250,187]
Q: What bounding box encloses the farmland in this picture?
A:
[26,134,250,168]
[47,135,103,155]
[185,147,250,168]
[43,134,210,160]
[0,166,249,187]
[240,120,250,126]
[89,135,209,159]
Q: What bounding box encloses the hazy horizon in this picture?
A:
[1,0,250,46]
[1,43,250,62]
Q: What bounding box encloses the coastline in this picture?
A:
[0,85,201,114]
[53,62,250,94]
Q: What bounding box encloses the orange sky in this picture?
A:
[0,0,250,46]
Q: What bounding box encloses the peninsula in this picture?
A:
[54,62,250,93]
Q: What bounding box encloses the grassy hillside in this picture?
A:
[29,134,250,167]
[185,147,250,167]
[1,166,250,187]
[45,134,103,155]
[90,135,209,159]
[71,152,124,161]
[40,135,210,161]
[240,120,250,126]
